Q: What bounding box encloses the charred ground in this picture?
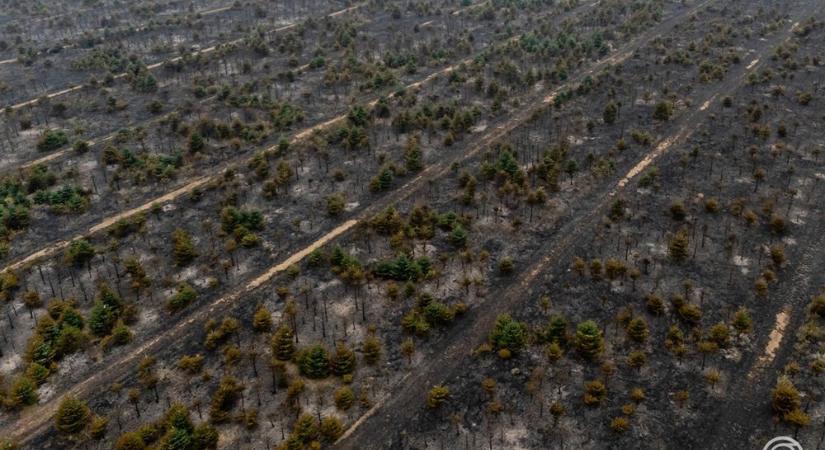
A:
[0,0,823,449]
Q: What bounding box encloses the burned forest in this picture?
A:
[0,0,824,449]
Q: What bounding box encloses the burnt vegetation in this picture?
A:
[0,0,823,449]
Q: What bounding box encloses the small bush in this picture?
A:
[37,129,69,152]
[166,284,197,313]
[426,385,450,408]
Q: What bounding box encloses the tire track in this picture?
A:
[334,3,819,448]
[684,1,825,442]
[0,1,606,443]
[3,0,228,28]
[0,0,596,273]
[0,1,241,69]
[4,0,483,176]
[3,3,366,111]
[701,30,825,441]
[702,201,825,449]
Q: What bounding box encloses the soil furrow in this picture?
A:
[3,3,365,111]
[0,0,597,272]
[332,2,817,447]
[0,1,613,442]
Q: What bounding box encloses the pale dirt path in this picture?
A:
[3,176,211,273]
[4,3,366,110]
[452,0,491,15]
[16,94,218,173]
[3,217,355,444]
[747,309,789,379]
[710,170,825,446]
[6,2,390,174]
[200,5,232,15]
[0,2,247,74]
[0,1,564,275]
[0,2,592,442]
[3,0,489,181]
[0,0,612,444]
[335,2,818,448]
[11,0,231,26]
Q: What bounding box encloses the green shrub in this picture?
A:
[55,396,90,436]
[271,325,295,361]
[111,321,133,346]
[208,376,244,423]
[374,254,431,281]
[37,129,69,152]
[298,344,330,379]
[326,194,346,217]
[449,225,468,248]
[653,100,673,121]
[64,239,95,266]
[426,385,450,408]
[172,229,197,265]
[543,315,568,345]
[490,314,527,353]
[34,186,89,214]
[204,317,239,350]
[89,284,124,337]
[11,376,38,406]
[575,320,604,360]
[166,283,197,313]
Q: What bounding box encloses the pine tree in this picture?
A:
[603,101,618,124]
[404,134,423,171]
[489,314,527,353]
[271,325,295,361]
[298,344,330,379]
[334,386,354,410]
[545,342,564,363]
[550,402,565,427]
[252,306,273,332]
[653,100,673,121]
[64,239,95,267]
[449,226,468,248]
[575,320,604,360]
[400,338,415,365]
[331,342,356,376]
[783,408,810,430]
[771,377,801,415]
[544,315,568,345]
[188,132,204,152]
[320,416,344,443]
[810,294,825,318]
[89,283,123,337]
[583,380,607,406]
[626,317,649,343]
[668,230,689,263]
[55,396,91,437]
[731,307,753,334]
[208,376,243,423]
[708,323,730,347]
[192,423,219,449]
[427,385,450,408]
[12,376,38,407]
[362,335,382,365]
[172,228,198,266]
[114,432,146,450]
[292,414,319,443]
